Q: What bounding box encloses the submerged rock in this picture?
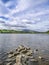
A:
[8,54,14,58]
[6,62,12,65]
[38,56,46,61]
[13,52,20,56]
[5,45,36,65]
[26,50,33,56]
[17,45,25,52]
[2,45,48,65]
[0,61,3,65]
[29,59,39,65]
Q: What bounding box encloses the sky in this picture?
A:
[0,0,49,32]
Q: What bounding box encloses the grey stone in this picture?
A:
[13,52,20,56]
[17,45,25,52]
[29,59,39,65]
[6,62,12,65]
[8,54,14,58]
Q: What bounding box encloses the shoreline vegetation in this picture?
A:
[0,29,49,34]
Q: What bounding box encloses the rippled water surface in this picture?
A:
[0,34,49,65]
[0,34,49,52]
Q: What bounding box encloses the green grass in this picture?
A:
[0,29,34,33]
[0,29,49,34]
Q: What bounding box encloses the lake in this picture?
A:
[0,34,49,65]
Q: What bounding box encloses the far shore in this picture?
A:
[0,29,49,34]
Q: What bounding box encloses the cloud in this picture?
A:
[0,0,49,32]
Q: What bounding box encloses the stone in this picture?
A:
[6,62,12,65]
[36,49,38,51]
[8,51,13,54]
[20,48,27,54]
[26,47,31,50]
[38,56,45,61]
[8,54,14,58]
[18,45,25,52]
[29,59,39,65]
[2,45,40,65]
[13,52,20,56]
[38,56,42,59]
[14,63,16,65]
[26,50,33,56]
[5,58,12,62]
[16,54,28,65]
[15,48,18,51]
[0,61,3,65]
[29,56,34,59]
[16,55,22,63]
[16,55,22,65]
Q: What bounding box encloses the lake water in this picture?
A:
[0,34,49,52]
[0,34,49,65]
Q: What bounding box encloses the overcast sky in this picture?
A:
[0,0,49,32]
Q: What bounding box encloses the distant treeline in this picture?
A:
[0,29,33,33]
[0,29,49,34]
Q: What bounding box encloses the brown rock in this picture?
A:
[16,55,22,65]
[18,45,25,52]
[8,54,14,58]
[21,48,27,54]
[14,52,20,56]
[26,50,33,56]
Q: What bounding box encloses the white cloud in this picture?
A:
[0,0,49,32]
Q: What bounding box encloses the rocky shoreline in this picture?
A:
[0,45,49,65]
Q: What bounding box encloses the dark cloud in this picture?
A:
[0,16,9,20]
[4,24,27,28]
[0,21,5,23]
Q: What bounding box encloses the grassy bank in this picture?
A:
[0,29,49,34]
[0,29,34,34]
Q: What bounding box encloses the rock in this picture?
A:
[38,56,45,61]
[2,45,40,65]
[13,52,20,56]
[36,49,38,51]
[16,54,28,65]
[6,62,12,65]
[5,58,16,62]
[16,55,22,65]
[18,45,25,52]
[20,48,27,54]
[29,56,34,59]
[8,54,14,58]
[30,59,38,62]
[26,48,31,50]
[5,58,12,62]
[16,55,22,63]
[29,59,39,65]
[38,56,42,59]
[15,48,18,51]
[26,50,33,56]
[0,61,3,65]
[8,51,13,54]
[14,63,16,65]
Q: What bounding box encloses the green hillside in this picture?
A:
[0,29,49,34]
